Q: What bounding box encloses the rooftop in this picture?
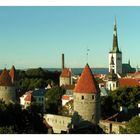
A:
[74,64,100,94]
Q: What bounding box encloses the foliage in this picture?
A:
[61,100,74,116]
[120,115,140,134]
[0,100,48,134]
[16,68,60,98]
[0,126,16,134]
[100,96,116,119]
[45,86,65,114]
[109,87,140,112]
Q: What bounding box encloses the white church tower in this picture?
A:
[109,17,122,74]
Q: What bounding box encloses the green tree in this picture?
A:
[45,86,65,114]
[0,100,48,134]
[120,115,140,134]
[0,126,16,134]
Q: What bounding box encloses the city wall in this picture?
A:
[44,114,71,133]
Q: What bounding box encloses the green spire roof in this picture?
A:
[110,17,121,53]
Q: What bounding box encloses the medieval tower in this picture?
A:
[109,17,122,74]
[73,64,100,124]
[60,54,72,86]
[0,68,16,104]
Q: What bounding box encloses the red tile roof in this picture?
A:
[119,78,140,87]
[24,91,34,102]
[62,95,70,100]
[60,68,71,77]
[9,65,15,79]
[0,68,13,86]
[74,64,100,94]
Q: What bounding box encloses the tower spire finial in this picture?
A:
[114,16,117,26]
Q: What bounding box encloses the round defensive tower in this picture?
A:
[0,68,16,104]
[73,64,100,124]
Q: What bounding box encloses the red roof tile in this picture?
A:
[9,65,15,79]
[24,91,34,102]
[74,64,100,94]
[0,68,13,86]
[119,78,140,87]
[60,68,71,77]
[62,95,70,100]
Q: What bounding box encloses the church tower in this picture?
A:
[73,64,100,124]
[106,55,118,91]
[109,17,122,74]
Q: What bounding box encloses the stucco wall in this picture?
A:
[60,77,71,86]
[109,53,122,74]
[44,114,71,133]
[99,120,126,134]
[73,92,100,124]
[0,86,16,104]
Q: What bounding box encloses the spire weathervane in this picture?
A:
[86,46,90,63]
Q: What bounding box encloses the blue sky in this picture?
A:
[0,6,140,69]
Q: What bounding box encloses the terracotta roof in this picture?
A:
[62,95,70,100]
[0,68,13,86]
[24,91,34,102]
[9,65,16,79]
[60,68,71,77]
[119,78,140,87]
[74,64,100,94]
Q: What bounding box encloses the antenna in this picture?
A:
[86,46,90,63]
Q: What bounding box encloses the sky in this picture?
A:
[0,6,140,69]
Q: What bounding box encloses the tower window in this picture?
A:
[81,96,84,100]
[92,95,94,100]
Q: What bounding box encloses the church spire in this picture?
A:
[112,17,121,53]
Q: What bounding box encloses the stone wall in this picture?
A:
[74,92,100,124]
[0,86,16,104]
[99,120,126,134]
[44,114,71,133]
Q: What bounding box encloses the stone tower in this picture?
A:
[0,68,16,104]
[73,64,100,124]
[109,17,122,74]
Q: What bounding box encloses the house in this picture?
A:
[20,88,47,111]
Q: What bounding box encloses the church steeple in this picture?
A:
[109,17,122,74]
[111,17,121,53]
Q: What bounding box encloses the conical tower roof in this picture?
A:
[0,68,13,86]
[9,65,15,79]
[74,64,100,94]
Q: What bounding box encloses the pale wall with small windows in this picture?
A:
[73,92,100,124]
[0,86,16,104]
[44,114,71,133]
[106,81,118,91]
[60,77,71,86]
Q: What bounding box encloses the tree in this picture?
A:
[120,115,140,134]
[0,126,16,134]
[45,86,65,114]
[109,87,140,112]
[0,100,48,134]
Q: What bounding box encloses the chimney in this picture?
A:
[62,53,65,70]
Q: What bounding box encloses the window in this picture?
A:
[81,96,84,100]
[92,95,94,100]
